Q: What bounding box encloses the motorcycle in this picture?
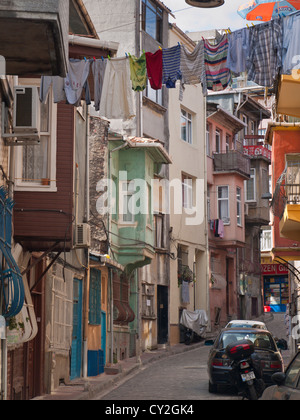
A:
[225,340,265,400]
[180,309,208,345]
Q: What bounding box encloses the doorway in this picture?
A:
[70,279,83,380]
[157,285,168,345]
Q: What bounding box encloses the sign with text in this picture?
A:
[261,264,289,276]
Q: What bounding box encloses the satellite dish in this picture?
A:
[185,0,224,7]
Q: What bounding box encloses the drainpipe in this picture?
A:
[83,105,90,379]
[139,0,143,137]
[203,94,211,330]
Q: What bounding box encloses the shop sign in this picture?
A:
[261,264,289,276]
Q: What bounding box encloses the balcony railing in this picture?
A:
[213,150,251,178]
[243,136,272,161]
[271,163,300,219]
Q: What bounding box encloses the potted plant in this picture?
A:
[178,265,195,287]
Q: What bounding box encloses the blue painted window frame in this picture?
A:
[89,269,101,325]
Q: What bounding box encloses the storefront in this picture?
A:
[262,264,289,313]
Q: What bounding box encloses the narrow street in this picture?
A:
[95,346,240,401]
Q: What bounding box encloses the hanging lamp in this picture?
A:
[185,0,224,7]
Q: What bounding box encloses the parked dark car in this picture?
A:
[261,351,300,400]
[206,328,284,393]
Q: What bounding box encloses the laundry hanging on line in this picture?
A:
[39,11,300,121]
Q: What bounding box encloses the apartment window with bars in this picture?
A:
[89,269,101,326]
[286,155,300,204]
[142,283,155,318]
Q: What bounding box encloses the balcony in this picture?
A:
[243,136,271,162]
[272,162,300,241]
[213,150,251,179]
[0,0,69,76]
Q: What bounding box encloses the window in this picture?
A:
[181,109,192,144]
[89,269,101,326]
[182,175,193,209]
[242,114,248,137]
[245,168,256,202]
[206,124,211,156]
[237,187,242,226]
[146,79,163,106]
[218,186,230,224]
[141,283,155,318]
[120,181,135,223]
[207,185,211,222]
[142,0,163,43]
[226,135,230,153]
[15,81,57,192]
[155,214,164,248]
[215,129,221,153]
[261,228,272,251]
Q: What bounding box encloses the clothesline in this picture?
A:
[40,10,300,121]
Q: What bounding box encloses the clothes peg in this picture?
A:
[84,57,87,62]
[101,56,104,61]
[125,52,128,58]
[93,57,96,61]
[158,46,162,51]
[108,55,111,60]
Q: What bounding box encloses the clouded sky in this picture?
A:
[162,0,250,33]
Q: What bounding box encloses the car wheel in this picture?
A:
[209,381,218,394]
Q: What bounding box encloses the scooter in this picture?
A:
[226,340,265,400]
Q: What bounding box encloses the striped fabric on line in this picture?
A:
[204,35,231,91]
[162,44,182,88]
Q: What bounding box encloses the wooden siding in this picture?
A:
[14,103,75,252]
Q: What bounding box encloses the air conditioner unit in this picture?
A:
[13,86,40,134]
[75,223,91,248]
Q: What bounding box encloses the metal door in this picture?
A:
[70,279,83,380]
[157,285,168,344]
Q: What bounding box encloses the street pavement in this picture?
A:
[34,313,294,401]
[95,346,240,401]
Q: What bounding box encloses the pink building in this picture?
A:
[207,104,250,329]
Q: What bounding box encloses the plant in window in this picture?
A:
[178,265,195,287]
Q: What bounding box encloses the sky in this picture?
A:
[162,0,251,33]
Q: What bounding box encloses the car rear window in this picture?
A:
[227,323,266,330]
[286,354,300,388]
[218,332,275,351]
